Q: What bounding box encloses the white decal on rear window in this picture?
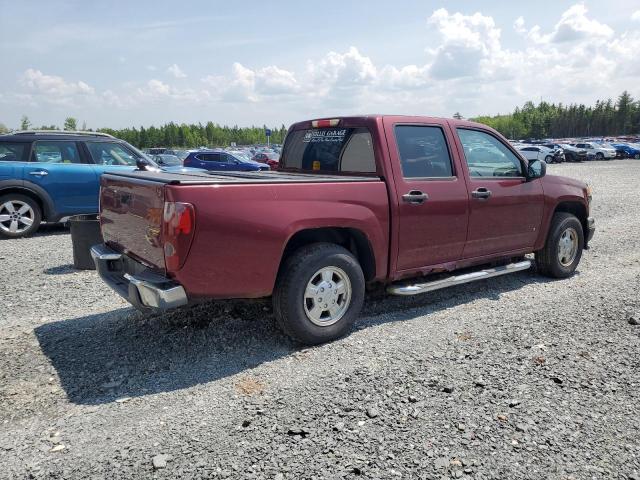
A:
[303,129,348,143]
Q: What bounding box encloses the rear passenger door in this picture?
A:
[197,152,228,170]
[384,119,469,271]
[453,127,544,258]
[23,140,98,215]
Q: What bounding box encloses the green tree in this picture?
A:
[20,115,31,130]
[64,117,78,131]
[0,122,9,134]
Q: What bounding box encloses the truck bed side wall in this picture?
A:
[166,181,390,299]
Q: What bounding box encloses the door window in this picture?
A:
[0,143,28,162]
[395,125,453,178]
[456,129,523,178]
[86,142,139,166]
[32,141,84,164]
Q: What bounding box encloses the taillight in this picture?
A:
[162,201,195,272]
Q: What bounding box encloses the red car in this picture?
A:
[252,151,280,169]
[93,115,595,345]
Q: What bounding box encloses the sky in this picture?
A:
[1,0,639,129]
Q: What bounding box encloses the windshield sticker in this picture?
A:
[303,129,348,143]
[312,160,321,171]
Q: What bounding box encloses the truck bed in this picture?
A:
[99,169,390,298]
[103,169,381,185]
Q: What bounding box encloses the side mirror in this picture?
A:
[136,158,150,171]
[527,159,546,180]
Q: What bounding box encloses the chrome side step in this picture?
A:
[387,260,532,296]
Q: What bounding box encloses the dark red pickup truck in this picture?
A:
[92,116,595,344]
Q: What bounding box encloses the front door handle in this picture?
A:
[471,187,492,199]
[28,170,48,177]
[402,190,429,205]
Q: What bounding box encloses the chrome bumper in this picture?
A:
[91,244,188,311]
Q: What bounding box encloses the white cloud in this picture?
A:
[202,63,299,101]
[21,69,94,97]
[7,3,640,123]
[632,11,640,21]
[426,8,502,80]
[308,47,377,87]
[167,63,187,79]
[525,4,613,44]
[255,65,299,94]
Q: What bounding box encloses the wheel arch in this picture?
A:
[553,201,588,245]
[0,182,56,221]
[279,227,377,282]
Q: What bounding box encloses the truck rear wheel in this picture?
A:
[273,243,365,345]
[535,212,584,278]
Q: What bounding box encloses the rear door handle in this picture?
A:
[402,190,429,205]
[471,188,492,199]
[28,170,48,177]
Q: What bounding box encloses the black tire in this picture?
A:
[545,155,553,163]
[273,242,365,345]
[535,212,584,278]
[595,152,604,160]
[0,194,42,238]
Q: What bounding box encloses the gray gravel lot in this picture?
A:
[1,160,639,480]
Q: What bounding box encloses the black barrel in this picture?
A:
[69,214,104,270]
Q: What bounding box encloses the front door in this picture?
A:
[384,119,469,272]
[24,140,98,215]
[453,127,544,259]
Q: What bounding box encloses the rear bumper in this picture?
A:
[91,244,188,311]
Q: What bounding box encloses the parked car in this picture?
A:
[92,115,594,345]
[183,150,269,172]
[517,145,559,163]
[252,151,280,169]
[573,142,616,160]
[611,143,640,159]
[550,143,587,162]
[0,131,199,238]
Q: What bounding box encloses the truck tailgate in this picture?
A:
[99,174,166,271]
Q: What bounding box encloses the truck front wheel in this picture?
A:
[273,243,365,345]
[535,212,584,278]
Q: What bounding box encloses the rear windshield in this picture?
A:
[280,127,376,174]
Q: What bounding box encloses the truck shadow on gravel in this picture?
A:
[34,271,559,405]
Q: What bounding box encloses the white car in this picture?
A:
[517,145,555,163]
[573,142,616,160]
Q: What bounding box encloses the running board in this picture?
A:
[387,260,532,296]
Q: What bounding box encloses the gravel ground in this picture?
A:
[1,160,639,480]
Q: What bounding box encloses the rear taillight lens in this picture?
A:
[163,201,195,273]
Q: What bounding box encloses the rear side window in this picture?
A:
[0,143,28,162]
[196,153,221,162]
[281,127,376,173]
[395,125,453,178]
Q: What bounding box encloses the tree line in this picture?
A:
[471,91,640,140]
[2,116,288,147]
[4,90,638,145]
[99,122,289,148]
